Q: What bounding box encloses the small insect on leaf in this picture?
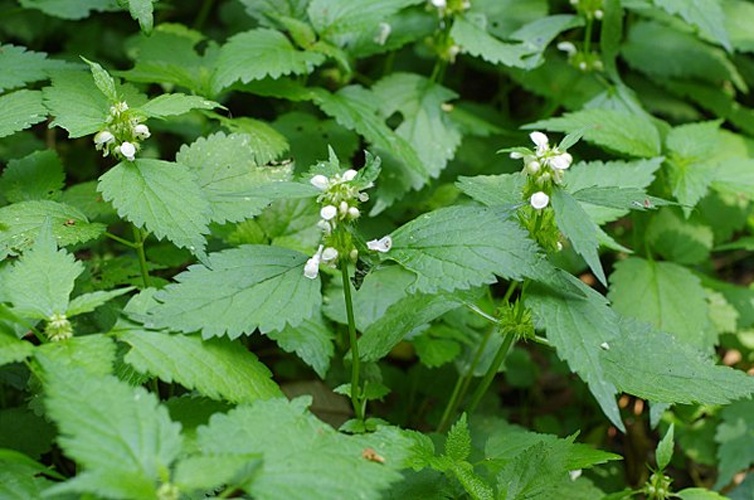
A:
[64,219,76,226]
[361,448,385,464]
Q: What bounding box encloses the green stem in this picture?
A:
[132,225,151,288]
[341,260,364,421]
[193,0,214,30]
[583,16,594,55]
[104,232,137,248]
[467,325,516,415]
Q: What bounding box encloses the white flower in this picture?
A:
[509,151,524,159]
[375,22,391,46]
[600,342,610,350]
[342,169,358,181]
[310,174,329,190]
[557,41,577,56]
[316,219,332,235]
[549,152,573,170]
[339,201,350,216]
[431,0,446,7]
[348,206,360,219]
[321,247,338,263]
[304,245,324,279]
[119,141,136,161]
[525,160,541,174]
[529,131,549,155]
[110,101,129,115]
[530,191,549,209]
[594,9,603,19]
[367,236,393,253]
[578,61,588,71]
[320,205,337,221]
[94,130,115,148]
[133,123,151,139]
[569,470,582,481]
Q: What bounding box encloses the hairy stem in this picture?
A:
[132,225,151,288]
[467,325,516,415]
[341,259,364,421]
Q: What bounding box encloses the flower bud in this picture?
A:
[348,206,360,219]
[304,258,320,279]
[526,160,541,174]
[339,201,349,215]
[530,191,549,210]
[310,174,329,190]
[119,142,136,161]
[321,247,338,263]
[342,169,358,181]
[320,205,337,221]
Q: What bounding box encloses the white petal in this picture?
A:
[310,174,329,190]
[342,169,358,181]
[133,123,151,139]
[600,342,610,351]
[120,142,136,161]
[303,258,320,279]
[320,205,337,220]
[569,470,582,481]
[550,152,572,170]
[529,131,549,151]
[321,247,338,262]
[348,206,360,219]
[509,151,524,159]
[530,191,549,210]
[556,41,577,56]
[94,130,114,147]
[339,201,349,215]
[367,236,393,253]
[525,160,541,174]
[431,0,446,7]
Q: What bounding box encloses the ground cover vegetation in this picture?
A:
[1,0,754,498]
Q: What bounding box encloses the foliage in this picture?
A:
[1,0,754,498]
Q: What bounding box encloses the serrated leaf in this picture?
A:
[656,424,675,470]
[601,318,754,404]
[551,188,606,285]
[273,111,358,171]
[622,21,744,91]
[526,276,624,432]
[18,0,118,20]
[0,90,48,139]
[175,132,294,224]
[0,150,65,203]
[0,200,106,260]
[3,223,82,319]
[98,159,211,256]
[221,117,290,165]
[267,315,334,378]
[608,257,714,351]
[714,398,754,488]
[0,330,34,366]
[146,245,321,339]
[653,0,731,51]
[358,290,470,363]
[81,57,118,102]
[138,93,219,118]
[118,329,282,402]
[173,454,261,493]
[724,0,754,53]
[66,287,135,317]
[646,208,713,265]
[526,108,661,157]
[0,44,69,92]
[120,0,155,33]
[384,206,540,294]
[37,355,182,499]
[308,0,420,41]
[495,440,569,500]
[666,121,721,213]
[43,70,146,138]
[455,173,525,208]
[36,334,117,376]
[372,73,461,179]
[212,29,326,93]
[676,488,729,500]
[450,14,534,68]
[196,397,403,499]
[446,414,471,462]
[0,451,56,499]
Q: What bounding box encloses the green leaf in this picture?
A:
[0,407,56,459]
[551,188,606,285]
[146,245,321,339]
[173,454,261,493]
[714,398,754,489]
[0,451,56,499]
[118,329,282,403]
[97,159,211,257]
[600,0,623,79]
[273,111,358,172]
[0,150,65,203]
[656,423,675,470]
[608,257,714,351]
[724,0,754,53]
[384,206,540,294]
[446,414,471,462]
[267,315,334,378]
[18,0,118,20]
[81,57,118,102]
[526,108,661,157]
[43,70,146,138]
[0,44,69,92]
[66,287,134,317]
[646,208,713,265]
[221,117,290,165]
[621,21,744,91]
[653,0,731,51]
[600,317,754,404]
[196,397,403,499]
[666,121,721,213]
[175,132,295,224]
[119,0,155,33]
[308,0,421,41]
[36,334,117,376]
[3,223,82,319]
[358,289,472,363]
[526,276,624,432]
[452,461,494,500]
[495,440,570,500]
[138,93,219,118]
[212,29,326,93]
[372,73,461,179]
[455,173,525,208]
[0,200,106,260]
[0,330,34,366]
[37,355,182,499]
[450,14,535,68]
[0,90,48,139]
[676,488,729,500]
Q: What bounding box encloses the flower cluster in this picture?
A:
[511,131,573,210]
[557,41,604,72]
[93,101,150,162]
[45,312,72,342]
[570,0,604,20]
